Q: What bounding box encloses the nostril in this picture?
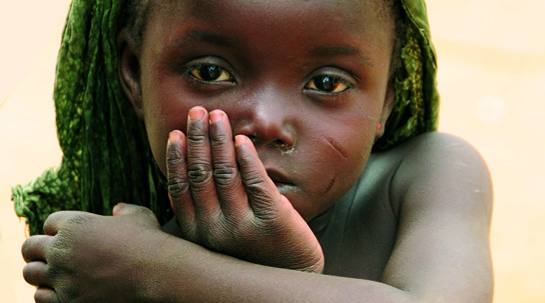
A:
[246,135,259,144]
[271,139,293,151]
[273,139,288,148]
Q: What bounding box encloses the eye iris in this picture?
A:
[315,76,339,92]
[200,65,221,81]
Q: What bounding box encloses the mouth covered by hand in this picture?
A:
[166,106,324,273]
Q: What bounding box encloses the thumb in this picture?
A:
[113,203,152,217]
[112,203,161,229]
[112,202,130,216]
[112,202,161,228]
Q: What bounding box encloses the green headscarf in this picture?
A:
[12,0,439,235]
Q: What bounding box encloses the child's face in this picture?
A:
[123,0,395,221]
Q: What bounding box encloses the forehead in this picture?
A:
[144,0,395,58]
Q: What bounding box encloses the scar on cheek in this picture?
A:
[323,176,336,194]
[323,136,348,159]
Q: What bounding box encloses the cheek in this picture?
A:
[296,119,375,218]
[144,117,170,176]
[319,128,373,191]
[141,85,192,176]
[318,116,375,163]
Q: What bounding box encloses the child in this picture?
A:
[17,0,493,302]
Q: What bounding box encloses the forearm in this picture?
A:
[140,234,414,303]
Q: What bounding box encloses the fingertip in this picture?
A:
[188,106,207,121]
[166,130,186,169]
[112,203,147,217]
[234,134,248,146]
[23,261,50,286]
[111,203,157,224]
[22,236,47,263]
[112,202,127,216]
[209,109,225,124]
[168,130,183,145]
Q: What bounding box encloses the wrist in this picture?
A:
[135,232,215,303]
[131,231,183,303]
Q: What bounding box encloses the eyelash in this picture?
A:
[304,75,353,94]
[183,63,355,95]
[184,64,235,83]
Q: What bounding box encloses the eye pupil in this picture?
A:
[200,65,221,81]
[315,76,339,92]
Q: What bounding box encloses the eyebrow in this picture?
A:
[167,30,372,68]
[170,29,242,50]
[308,45,373,67]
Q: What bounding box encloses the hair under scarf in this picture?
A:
[13,0,439,235]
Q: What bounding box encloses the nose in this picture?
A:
[233,92,296,151]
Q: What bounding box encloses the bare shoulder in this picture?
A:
[367,131,492,215]
[396,131,490,172]
[388,132,493,206]
[374,132,494,302]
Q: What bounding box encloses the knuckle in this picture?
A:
[210,132,229,147]
[242,176,278,214]
[243,175,268,194]
[213,163,238,187]
[168,176,189,200]
[187,162,213,186]
[50,233,76,254]
[166,139,184,163]
[43,212,64,234]
[187,133,207,144]
[65,213,93,228]
[167,154,184,166]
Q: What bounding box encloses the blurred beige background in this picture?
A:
[1,1,544,302]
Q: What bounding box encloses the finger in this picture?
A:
[23,261,52,287]
[111,203,161,229]
[22,235,54,263]
[235,135,281,218]
[166,130,195,230]
[186,106,221,219]
[209,110,248,217]
[43,211,92,236]
[35,287,57,303]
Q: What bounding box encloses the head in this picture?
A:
[117,0,406,221]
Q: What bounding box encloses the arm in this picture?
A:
[22,132,492,302]
[22,204,413,303]
[382,132,494,302]
[155,133,493,302]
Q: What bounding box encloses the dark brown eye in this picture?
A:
[306,75,349,93]
[189,64,233,82]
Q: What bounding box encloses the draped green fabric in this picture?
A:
[12,0,439,235]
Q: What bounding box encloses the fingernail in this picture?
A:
[169,131,181,144]
[209,110,223,124]
[235,135,247,146]
[189,107,205,121]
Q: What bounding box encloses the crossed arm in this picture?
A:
[21,109,493,302]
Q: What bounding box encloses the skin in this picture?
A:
[132,0,395,222]
[21,0,494,302]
